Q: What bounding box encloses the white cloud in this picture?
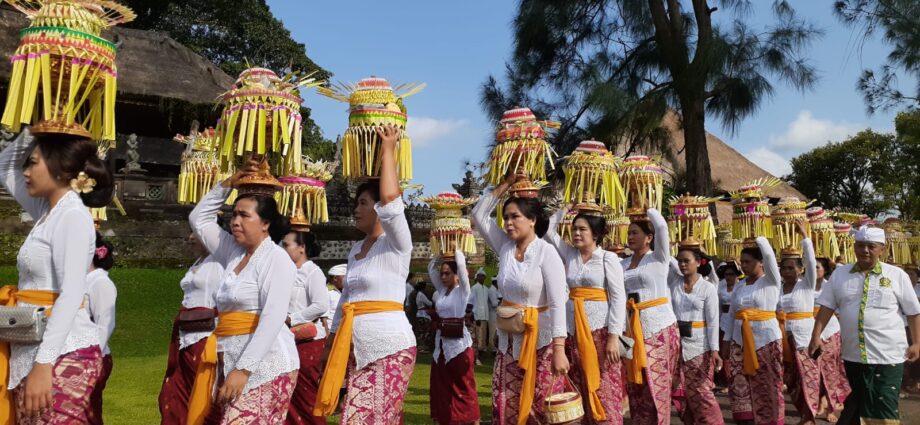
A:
[406,116,468,148]
[767,110,861,153]
[745,147,792,177]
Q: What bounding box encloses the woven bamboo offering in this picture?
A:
[620,155,663,213]
[173,127,227,204]
[561,140,625,213]
[276,158,336,231]
[771,197,810,254]
[717,224,743,260]
[906,222,920,263]
[668,194,718,255]
[729,178,781,240]
[806,207,840,260]
[420,192,478,257]
[485,107,559,185]
[834,222,856,264]
[317,76,423,180]
[883,218,912,265]
[604,212,630,253]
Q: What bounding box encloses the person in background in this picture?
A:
[86,233,117,425]
[404,272,417,315]
[810,227,920,424]
[813,257,850,422]
[716,259,741,391]
[487,277,501,354]
[325,264,346,322]
[470,268,492,364]
[415,281,435,353]
[902,264,920,394]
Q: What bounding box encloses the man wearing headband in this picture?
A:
[810,226,920,424]
[325,264,347,322]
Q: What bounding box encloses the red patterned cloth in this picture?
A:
[14,345,103,425]
[340,346,416,424]
[817,332,850,411]
[566,328,625,425]
[215,371,297,424]
[285,339,327,425]
[675,352,724,425]
[87,353,113,425]
[159,319,208,424]
[491,343,565,425]
[626,324,680,425]
[430,347,480,424]
[728,341,784,425]
[784,343,820,421]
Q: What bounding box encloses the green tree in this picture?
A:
[785,130,892,218]
[834,0,920,113]
[874,110,920,219]
[482,0,821,195]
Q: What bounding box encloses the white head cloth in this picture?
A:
[854,225,886,244]
[328,264,347,276]
[476,267,486,277]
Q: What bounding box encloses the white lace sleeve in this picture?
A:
[704,284,719,352]
[802,238,817,290]
[37,209,94,364]
[189,185,240,267]
[375,197,412,255]
[757,237,781,287]
[543,209,577,261]
[542,248,568,338]
[604,253,626,334]
[0,130,47,219]
[428,257,444,293]
[648,208,671,264]
[88,274,117,350]
[471,192,508,252]
[235,249,297,372]
[295,266,329,324]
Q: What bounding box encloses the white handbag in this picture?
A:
[0,306,47,344]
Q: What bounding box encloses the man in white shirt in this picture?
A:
[810,226,920,424]
[469,268,491,362]
[325,264,346,323]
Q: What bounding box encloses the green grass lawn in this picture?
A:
[0,266,494,424]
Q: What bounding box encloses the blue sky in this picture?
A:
[267,1,907,194]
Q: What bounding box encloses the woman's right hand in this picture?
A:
[223,157,261,188]
[23,363,53,417]
[605,335,621,364]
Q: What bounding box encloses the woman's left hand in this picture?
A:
[551,345,570,375]
[712,351,723,372]
[374,125,400,152]
[217,369,250,405]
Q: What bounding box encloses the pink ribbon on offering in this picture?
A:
[278,176,327,188]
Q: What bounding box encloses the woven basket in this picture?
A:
[544,375,584,424]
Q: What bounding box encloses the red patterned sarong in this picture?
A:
[492,343,565,425]
[87,353,113,425]
[285,339,326,425]
[566,328,625,425]
[626,324,679,425]
[340,347,416,424]
[676,352,724,424]
[784,341,820,421]
[159,318,208,424]
[216,371,297,424]
[430,347,480,424]
[14,345,103,425]
[817,332,850,411]
[728,341,784,425]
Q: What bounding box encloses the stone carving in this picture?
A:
[120,134,147,174]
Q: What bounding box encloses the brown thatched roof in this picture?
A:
[0,7,234,105]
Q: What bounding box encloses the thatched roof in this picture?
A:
[0,6,234,105]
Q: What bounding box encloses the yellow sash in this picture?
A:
[625,297,669,384]
[313,301,404,416]
[777,311,813,363]
[187,311,259,425]
[568,287,608,421]
[734,309,777,376]
[689,321,705,328]
[0,285,57,425]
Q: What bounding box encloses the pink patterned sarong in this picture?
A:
[15,345,103,425]
[340,347,416,425]
[566,329,625,425]
[676,352,724,424]
[217,371,297,424]
[626,324,679,425]
[817,332,850,411]
[784,343,820,421]
[728,341,784,425]
[492,342,565,425]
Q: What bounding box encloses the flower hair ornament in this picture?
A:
[70,171,96,194]
[95,245,109,259]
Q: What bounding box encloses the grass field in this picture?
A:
[0,266,494,424]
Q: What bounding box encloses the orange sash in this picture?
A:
[569,287,608,421]
[625,297,669,384]
[777,311,813,363]
[734,309,777,376]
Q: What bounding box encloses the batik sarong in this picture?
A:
[492,342,565,425]
[626,324,680,425]
[340,347,417,424]
[430,347,480,424]
[216,371,297,424]
[159,319,208,424]
[14,345,103,425]
[285,339,326,425]
[784,343,820,421]
[817,333,850,411]
[88,353,113,425]
[675,351,724,425]
[566,328,625,425]
[728,341,784,425]
[839,361,903,425]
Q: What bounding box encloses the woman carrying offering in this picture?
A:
[812,257,849,422]
[545,206,626,424]
[716,260,741,389]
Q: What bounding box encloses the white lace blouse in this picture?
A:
[620,209,677,338]
[669,272,720,361]
[1,131,99,390]
[190,185,299,393]
[288,261,329,340]
[813,284,840,340]
[178,255,224,349]
[778,239,817,350]
[544,210,626,335]
[717,278,736,332]
[330,197,415,371]
[428,252,473,363]
[86,269,116,356]
[724,237,783,350]
[470,192,567,360]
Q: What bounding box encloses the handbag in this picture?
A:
[290,322,318,342]
[495,305,525,334]
[439,318,465,339]
[618,334,634,360]
[677,321,693,338]
[0,306,47,344]
[544,375,585,424]
[177,307,217,333]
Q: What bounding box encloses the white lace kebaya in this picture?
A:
[86,268,117,356]
[330,197,415,371]
[428,251,473,363]
[0,131,99,390]
[190,185,299,393]
[778,239,818,350]
[178,255,224,350]
[288,261,329,340]
[724,237,783,349]
[620,209,677,338]
[470,192,567,361]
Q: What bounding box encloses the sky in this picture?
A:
[267,0,907,195]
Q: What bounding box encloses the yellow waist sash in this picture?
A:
[625,297,669,385]
[689,321,705,328]
[496,300,548,425]
[734,309,777,376]
[0,285,57,425]
[777,311,813,363]
[569,287,608,421]
[313,301,404,416]
[187,311,259,425]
